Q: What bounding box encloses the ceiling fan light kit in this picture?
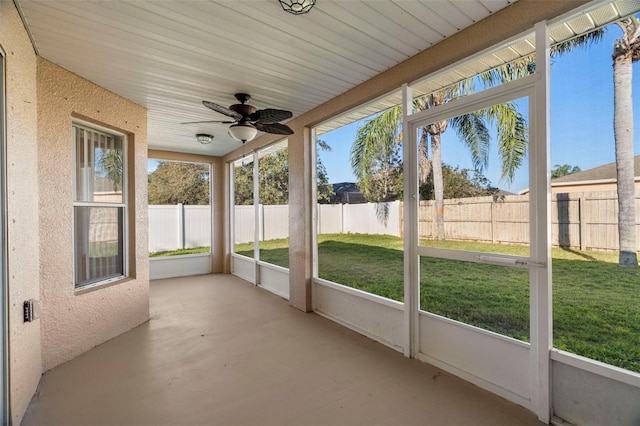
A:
[228,123,258,143]
[195,133,214,144]
[279,0,316,15]
[183,93,294,144]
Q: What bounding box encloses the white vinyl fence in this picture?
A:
[233,201,402,244]
[149,204,211,252]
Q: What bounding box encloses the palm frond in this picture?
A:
[448,113,490,172]
[350,106,402,181]
[480,56,536,87]
[552,29,604,57]
[483,102,528,182]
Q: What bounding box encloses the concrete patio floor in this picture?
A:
[22,274,543,426]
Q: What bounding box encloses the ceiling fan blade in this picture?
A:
[250,108,293,124]
[180,120,236,125]
[202,100,243,121]
[254,122,294,135]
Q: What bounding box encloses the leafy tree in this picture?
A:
[234,140,333,205]
[233,160,254,206]
[316,140,335,203]
[612,17,640,267]
[258,150,289,205]
[148,161,210,205]
[551,164,582,178]
[420,164,497,200]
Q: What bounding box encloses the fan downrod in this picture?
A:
[234,93,251,104]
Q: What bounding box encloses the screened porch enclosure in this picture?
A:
[229,4,640,425]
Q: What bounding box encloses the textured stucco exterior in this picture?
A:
[0,1,42,424]
[551,181,640,193]
[37,58,149,371]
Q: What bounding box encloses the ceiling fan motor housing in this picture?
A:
[229,103,256,117]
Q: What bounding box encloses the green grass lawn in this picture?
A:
[149,246,210,257]
[236,234,640,373]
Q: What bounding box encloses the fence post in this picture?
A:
[260,204,265,242]
[177,203,185,249]
[340,203,345,234]
[579,197,586,251]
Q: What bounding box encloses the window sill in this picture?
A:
[74,275,130,295]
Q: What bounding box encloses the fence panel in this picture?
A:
[184,206,211,249]
[414,192,640,251]
[149,205,211,252]
[492,196,530,245]
[149,205,180,252]
[444,196,493,242]
[343,201,401,236]
[263,204,289,241]
[317,204,343,234]
[234,205,255,244]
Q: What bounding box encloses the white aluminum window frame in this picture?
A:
[402,23,551,421]
[72,122,128,290]
[0,45,8,426]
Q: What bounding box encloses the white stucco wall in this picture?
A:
[37,58,149,371]
[0,1,43,424]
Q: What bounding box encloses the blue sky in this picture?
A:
[319,21,640,193]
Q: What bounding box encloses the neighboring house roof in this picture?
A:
[552,155,640,184]
[332,182,360,193]
[492,189,516,197]
[326,182,367,204]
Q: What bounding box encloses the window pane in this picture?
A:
[418,97,530,257]
[147,160,211,257]
[316,106,405,302]
[258,142,289,268]
[74,206,124,287]
[550,11,640,373]
[420,258,530,342]
[74,126,123,204]
[233,158,255,258]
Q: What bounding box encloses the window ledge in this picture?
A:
[74,275,130,295]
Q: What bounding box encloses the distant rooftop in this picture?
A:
[552,155,640,184]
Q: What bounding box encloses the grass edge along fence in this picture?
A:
[237,234,640,374]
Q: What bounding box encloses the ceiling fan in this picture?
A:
[182,93,294,143]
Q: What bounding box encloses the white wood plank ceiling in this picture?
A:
[16,0,519,156]
[316,0,639,136]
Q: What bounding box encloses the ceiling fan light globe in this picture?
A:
[195,133,214,144]
[279,0,315,15]
[228,123,258,143]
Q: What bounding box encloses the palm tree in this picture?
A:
[98,148,123,193]
[551,164,581,178]
[350,106,403,203]
[351,82,526,240]
[612,17,640,267]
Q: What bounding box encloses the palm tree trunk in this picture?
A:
[418,127,430,184]
[613,53,638,267]
[431,133,445,240]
